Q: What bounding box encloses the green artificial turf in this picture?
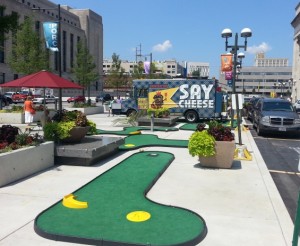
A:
[96,126,179,135]
[119,134,189,150]
[34,151,206,245]
[179,119,238,131]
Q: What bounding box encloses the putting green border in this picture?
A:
[34,151,207,246]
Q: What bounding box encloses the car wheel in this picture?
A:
[256,123,264,136]
[185,110,198,123]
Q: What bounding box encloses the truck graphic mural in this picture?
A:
[121,79,224,123]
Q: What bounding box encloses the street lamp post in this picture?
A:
[32,4,62,113]
[277,81,286,98]
[221,28,252,145]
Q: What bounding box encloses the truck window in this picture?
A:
[137,88,148,98]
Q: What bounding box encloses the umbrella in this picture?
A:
[0,70,83,89]
[0,70,83,113]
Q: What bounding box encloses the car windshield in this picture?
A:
[262,102,293,111]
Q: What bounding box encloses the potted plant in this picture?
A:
[147,107,170,118]
[0,124,53,187]
[43,110,97,143]
[188,120,236,168]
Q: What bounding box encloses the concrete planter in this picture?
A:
[0,111,55,124]
[64,106,104,115]
[0,142,54,187]
[198,140,236,169]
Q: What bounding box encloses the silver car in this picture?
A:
[33,95,58,104]
[253,98,300,136]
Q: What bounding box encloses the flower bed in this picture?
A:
[0,141,54,187]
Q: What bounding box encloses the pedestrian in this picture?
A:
[23,96,35,125]
[116,95,122,103]
[108,96,115,117]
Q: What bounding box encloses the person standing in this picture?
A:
[108,96,115,117]
[23,96,35,125]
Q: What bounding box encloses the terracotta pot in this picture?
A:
[198,140,236,169]
[61,126,90,143]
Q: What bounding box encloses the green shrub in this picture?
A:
[188,130,216,157]
[147,107,170,118]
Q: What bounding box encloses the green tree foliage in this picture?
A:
[8,17,49,74]
[106,53,129,94]
[0,5,19,42]
[73,40,99,103]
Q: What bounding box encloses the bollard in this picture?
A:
[150,112,154,132]
[292,190,300,246]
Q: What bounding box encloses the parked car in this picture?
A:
[252,97,300,136]
[67,95,86,103]
[246,97,261,122]
[294,99,300,113]
[33,95,58,104]
[0,94,12,106]
[95,93,111,103]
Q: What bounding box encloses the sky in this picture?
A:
[50,0,300,78]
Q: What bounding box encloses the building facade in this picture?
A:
[291,2,300,102]
[219,53,293,98]
[0,0,103,96]
[103,59,209,78]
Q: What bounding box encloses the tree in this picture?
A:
[8,17,49,74]
[73,40,99,104]
[0,5,19,42]
[106,53,128,96]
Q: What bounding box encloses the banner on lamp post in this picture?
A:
[225,71,232,80]
[43,22,59,52]
[221,54,233,72]
[144,61,150,74]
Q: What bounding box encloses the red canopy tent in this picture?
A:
[0,70,83,111]
[0,70,83,89]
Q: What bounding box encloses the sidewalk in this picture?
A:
[0,113,295,245]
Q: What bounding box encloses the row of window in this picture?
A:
[241,72,291,76]
[21,0,78,27]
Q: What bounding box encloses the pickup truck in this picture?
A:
[12,91,39,103]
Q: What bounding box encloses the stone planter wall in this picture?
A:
[0,111,55,124]
[64,106,104,115]
[0,142,54,187]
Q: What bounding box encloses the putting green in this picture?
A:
[119,134,189,150]
[179,120,238,131]
[96,126,179,135]
[34,151,207,245]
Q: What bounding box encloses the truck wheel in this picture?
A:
[256,123,264,136]
[126,109,137,117]
[185,110,198,123]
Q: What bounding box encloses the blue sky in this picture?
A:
[51,0,299,78]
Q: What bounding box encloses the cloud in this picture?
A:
[247,42,271,54]
[152,40,172,52]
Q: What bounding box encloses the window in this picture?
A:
[0,73,5,84]
[63,31,67,72]
[35,21,40,34]
[70,33,74,68]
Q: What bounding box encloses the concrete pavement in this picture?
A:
[0,112,295,245]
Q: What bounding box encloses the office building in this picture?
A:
[0,0,103,96]
[219,53,292,98]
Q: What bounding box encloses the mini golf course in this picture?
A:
[179,119,238,131]
[96,126,179,135]
[34,151,207,245]
[119,134,189,150]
